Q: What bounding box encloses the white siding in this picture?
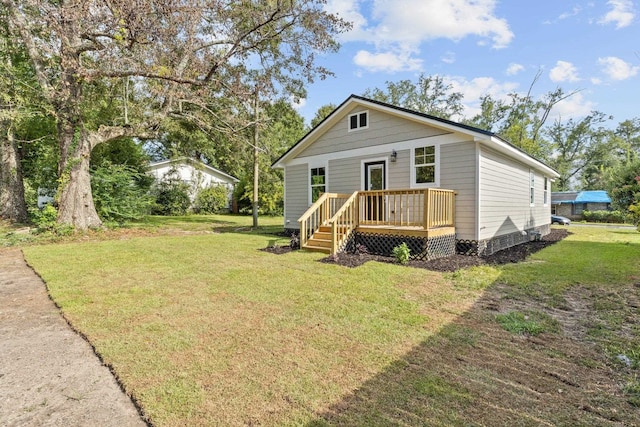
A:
[298,107,449,158]
[148,161,236,205]
[440,142,476,240]
[328,158,360,193]
[478,147,550,240]
[284,163,308,229]
[388,149,411,188]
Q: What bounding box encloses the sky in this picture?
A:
[294,0,639,128]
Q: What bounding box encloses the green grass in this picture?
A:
[24,217,474,426]
[495,310,560,336]
[22,222,640,425]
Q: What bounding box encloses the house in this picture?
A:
[147,157,239,210]
[551,190,611,220]
[272,95,560,259]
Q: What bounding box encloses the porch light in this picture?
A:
[390,150,397,162]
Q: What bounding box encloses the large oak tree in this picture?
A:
[1,0,348,229]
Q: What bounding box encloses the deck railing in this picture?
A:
[298,192,351,248]
[358,188,455,228]
[298,188,455,252]
[330,191,359,254]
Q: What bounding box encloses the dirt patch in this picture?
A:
[314,278,640,426]
[0,248,146,426]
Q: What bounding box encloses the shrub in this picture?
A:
[29,204,73,236]
[392,242,411,265]
[628,203,640,229]
[91,164,155,224]
[582,210,633,224]
[152,180,192,216]
[32,204,58,231]
[193,185,229,214]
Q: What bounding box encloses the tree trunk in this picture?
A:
[0,126,29,223]
[55,119,102,230]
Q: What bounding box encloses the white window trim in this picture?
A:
[308,161,328,206]
[360,157,389,191]
[347,110,369,132]
[410,142,440,188]
[529,170,535,207]
[543,177,549,207]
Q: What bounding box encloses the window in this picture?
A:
[529,171,535,206]
[543,177,549,206]
[573,203,586,216]
[348,111,368,131]
[414,146,436,184]
[310,167,325,203]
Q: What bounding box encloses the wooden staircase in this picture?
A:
[304,225,332,253]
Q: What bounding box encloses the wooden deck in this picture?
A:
[298,189,456,254]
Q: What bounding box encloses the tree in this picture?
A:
[466,72,578,159]
[614,118,640,163]
[1,0,349,229]
[310,103,337,128]
[604,159,640,212]
[546,112,611,190]
[363,74,464,120]
[0,19,35,223]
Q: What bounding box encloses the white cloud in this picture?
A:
[553,92,596,119]
[598,56,639,80]
[325,0,370,41]
[441,51,456,64]
[289,96,307,110]
[353,50,423,73]
[599,0,635,29]
[367,0,514,49]
[549,61,580,83]
[543,6,583,25]
[506,63,524,76]
[327,0,514,74]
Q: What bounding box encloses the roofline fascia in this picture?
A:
[272,94,560,178]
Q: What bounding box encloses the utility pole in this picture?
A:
[252,85,259,229]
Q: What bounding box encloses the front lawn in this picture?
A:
[23,221,640,426]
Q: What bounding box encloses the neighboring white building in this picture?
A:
[147,157,239,210]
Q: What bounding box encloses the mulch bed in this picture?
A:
[263,229,569,272]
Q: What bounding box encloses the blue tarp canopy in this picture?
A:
[574,190,611,204]
[552,190,611,204]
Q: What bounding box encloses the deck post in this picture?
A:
[423,189,430,230]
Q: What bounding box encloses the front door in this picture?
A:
[364,161,385,221]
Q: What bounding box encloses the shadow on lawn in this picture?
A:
[211,224,285,239]
[306,243,640,426]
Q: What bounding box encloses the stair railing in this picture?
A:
[329,191,359,254]
[298,193,351,249]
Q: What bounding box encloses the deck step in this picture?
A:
[312,231,332,240]
[303,244,330,254]
[306,237,332,248]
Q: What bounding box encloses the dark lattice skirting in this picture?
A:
[456,240,479,256]
[350,232,456,261]
[455,224,551,256]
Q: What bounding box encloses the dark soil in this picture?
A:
[263,229,569,272]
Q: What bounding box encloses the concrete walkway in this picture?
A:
[0,248,147,426]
